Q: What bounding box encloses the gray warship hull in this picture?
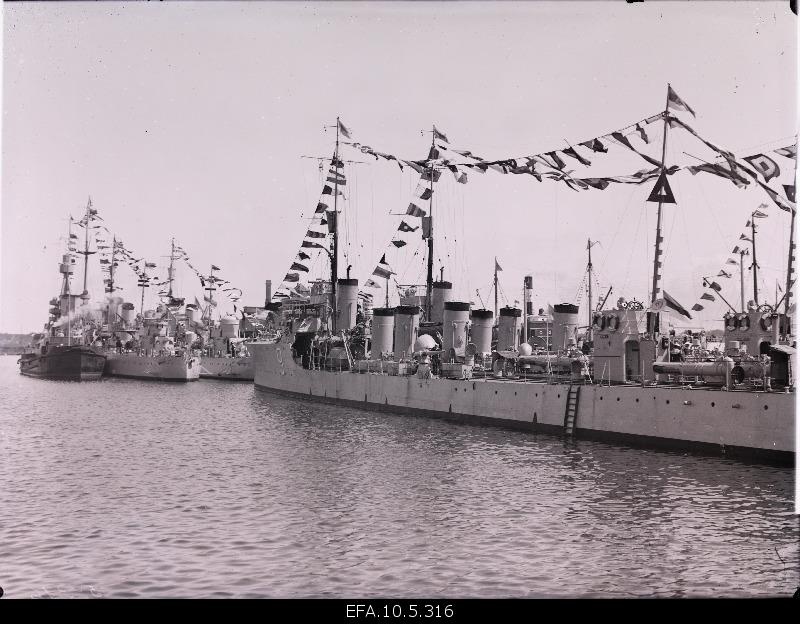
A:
[251,338,795,463]
[105,352,201,381]
[200,356,254,381]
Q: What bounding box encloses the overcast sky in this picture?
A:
[2,1,796,332]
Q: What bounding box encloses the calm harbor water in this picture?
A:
[0,355,797,598]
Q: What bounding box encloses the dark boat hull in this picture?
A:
[18,346,107,381]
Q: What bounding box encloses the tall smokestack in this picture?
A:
[265,280,272,307]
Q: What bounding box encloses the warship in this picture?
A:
[251,109,796,464]
[189,265,254,381]
[103,238,200,381]
[18,201,106,381]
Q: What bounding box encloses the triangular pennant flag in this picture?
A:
[579,138,608,153]
[700,293,716,302]
[391,240,407,248]
[646,171,676,204]
[691,303,704,312]
[337,119,351,139]
[667,85,696,117]
[379,254,389,265]
[398,221,418,233]
[433,126,449,143]
[562,147,591,167]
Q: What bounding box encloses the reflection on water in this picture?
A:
[0,356,796,597]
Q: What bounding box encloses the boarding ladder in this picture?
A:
[563,385,580,436]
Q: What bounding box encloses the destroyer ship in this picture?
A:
[19,202,106,381]
[188,265,254,381]
[251,110,796,464]
[103,239,200,381]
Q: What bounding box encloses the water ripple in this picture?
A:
[0,356,796,597]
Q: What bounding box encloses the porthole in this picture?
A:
[711,402,715,407]
[764,405,769,411]
[557,394,561,398]
[616,397,620,402]
[600,396,603,400]
[635,398,639,403]
[666,400,670,405]
[495,390,498,395]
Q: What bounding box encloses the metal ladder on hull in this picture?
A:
[564,385,580,436]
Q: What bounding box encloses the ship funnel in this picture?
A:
[430,281,453,324]
[393,305,420,360]
[265,280,272,307]
[552,303,579,350]
[336,278,359,331]
[498,306,522,351]
[470,309,494,354]
[121,302,135,326]
[442,301,470,360]
[370,308,395,359]
[220,316,238,338]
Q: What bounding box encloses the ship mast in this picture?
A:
[586,239,596,341]
[63,217,75,345]
[330,118,340,332]
[106,235,118,326]
[168,237,176,298]
[77,197,96,305]
[108,236,117,296]
[785,209,795,317]
[738,247,749,312]
[649,86,672,334]
[750,211,759,306]
[650,89,671,304]
[494,258,499,320]
[205,264,217,322]
[425,126,435,321]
